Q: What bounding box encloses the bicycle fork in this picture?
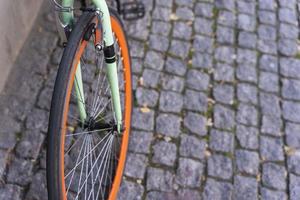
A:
[59,0,123,133]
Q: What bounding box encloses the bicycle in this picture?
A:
[46,0,145,199]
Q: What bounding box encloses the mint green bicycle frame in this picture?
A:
[60,0,122,132]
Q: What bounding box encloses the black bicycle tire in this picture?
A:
[46,10,132,200]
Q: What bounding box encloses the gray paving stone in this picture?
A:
[26,108,48,132]
[192,52,213,69]
[286,122,300,148]
[214,104,235,130]
[215,0,235,11]
[195,3,213,18]
[194,17,213,36]
[237,48,257,65]
[262,163,287,190]
[0,128,18,150]
[173,22,192,40]
[257,39,277,54]
[180,134,206,160]
[288,150,300,175]
[146,191,178,200]
[176,7,194,21]
[132,75,138,90]
[165,56,187,76]
[216,26,235,44]
[51,47,63,65]
[0,184,22,200]
[184,89,207,112]
[238,31,257,49]
[290,174,300,200]
[258,10,276,25]
[7,158,33,186]
[152,141,177,166]
[280,58,300,78]
[118,180,144,200]
[283,101,300,123]
[260,136,284,161]
[36,86,52,111]
[259,71,279,93]
[176,158,204,187]
[151,20,171,37]
[261,187,287,200]
[237,83,257,104]
[213,84,234,104]
[147,167,173,191]
[129,39,145,58]
[260,92,281,118]
[0,112,20,140]
[234,175,258,200]
[258,25,277,40]
[278,0,296,8]
[124,153,148,179]
[156,0,172,8]
[146,192,177,200]
[142,68,160,88]
[236,64,257,83]
[209,129,234,153]
[214,63,235,82]
[184,112,207,136]
[126,14,151,41]
[5,70,43,101]
[159,91,183,113]
[261,115,282,136]
[214,46,235,64]
[258,0,277,11]
[169,39,190,59]
[238,14,256,32]
[132,108,155,131]
[25,170,47,200]
[149,34,169,52]
[144,51,164,71]
[0,149,8,178]
[136,87,159,107]
[278,38,298,56]
[178,189,201,200]
[160,74,184,92]
[208,154,233,180]
[282,79,300,100]
[236,125,259,150]
[152,6,171,21]
[45,67,58,88]
[203,178,233,200]
[237,1,256,15]
[131,58,143,74]
[16,129,45,160]
[193,35,213,54]
[186,69,209,91]
[279,23,299,39]
[218,10,236,27]
[236,150,259,175]
[156,113,181,137]
[279,7,298,25]
[128,130,153,154]
[259,54,278,72]
[175,0,193,7]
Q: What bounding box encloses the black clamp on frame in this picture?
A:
[104,44,116,63]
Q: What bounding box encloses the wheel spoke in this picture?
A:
[65,132,112,179]
[59,21,131,200]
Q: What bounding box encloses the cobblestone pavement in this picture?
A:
[1,0,300,199]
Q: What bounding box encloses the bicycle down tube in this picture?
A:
[61,0,123,133]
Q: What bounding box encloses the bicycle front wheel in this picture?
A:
[47,11,132,200]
